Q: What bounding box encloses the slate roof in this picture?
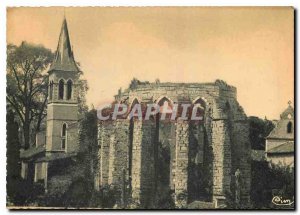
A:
[48,18,80,73]
[20,145,45,159]
[267,141,294,154]
[36,152,77,162]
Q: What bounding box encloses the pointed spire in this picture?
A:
[49,17,79,72]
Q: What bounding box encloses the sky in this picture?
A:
[7,7,294,119]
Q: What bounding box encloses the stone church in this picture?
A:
[20,18,80,192]
[265,103,294,167]
[20,17,251,208]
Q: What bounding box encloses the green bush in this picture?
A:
[8,179,44,206]
[251,161,294,209]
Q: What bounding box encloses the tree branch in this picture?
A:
[10,66,24,96]
[6,96,25,124]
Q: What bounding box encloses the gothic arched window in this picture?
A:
[61,123,67,150]
[287,121,293,133]
[58,79,64,100]
[49,81,53,100]
[67,80,72,100]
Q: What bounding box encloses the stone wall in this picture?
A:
[46,104,78,152]
[96,80,251,208]
[98,121,114,186]
[174,120,190,207]
[115,82,236,108]
[108,120,130,187]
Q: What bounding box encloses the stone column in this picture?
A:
[131,120,142,202]
[94,123,102,191]
[108,134,116,185]
[131,120,155,208]
[99,122,113,186]
[63,83,67,100]
[108,120,129,188]
[169,124,176,191]
[52,83,56,101]
[211,119,232,208]
[174,119,189,208]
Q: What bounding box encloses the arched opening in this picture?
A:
[49,81,53,100]
[58,79,64,100]
[287,121,293,133]
[188,98,210,202]
[67,80,72,100]
[61,123,67,150]
[155,97,175,207]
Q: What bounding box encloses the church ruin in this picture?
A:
[95,80,251,208]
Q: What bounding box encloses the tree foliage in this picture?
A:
[251,161,294,209]
[6,109,21,205]
[78,79,89,114]
[7,42,54,149]
[248,116,275,150]
[78,109,98,185]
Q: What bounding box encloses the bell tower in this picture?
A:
[46,17,80,154]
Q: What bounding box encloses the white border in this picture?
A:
[1,0,299,6]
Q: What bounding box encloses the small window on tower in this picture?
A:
[287,121,292,134]
[61,123,67,150]
[67,80,72,100]
[58,79,64,100]
[49,81,53,100]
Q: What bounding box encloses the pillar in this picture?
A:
[131,120,155,208]
[63,82,67,100]
[107,120,129,188]
[99,121,114,186]
[211,119,232,208]
[108,134,116,185]
[174,119,189,208]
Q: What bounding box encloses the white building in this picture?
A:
[265,102,294,167]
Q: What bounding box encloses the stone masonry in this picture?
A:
[95,80,251,208]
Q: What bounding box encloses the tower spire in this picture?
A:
[49,17,79,72]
